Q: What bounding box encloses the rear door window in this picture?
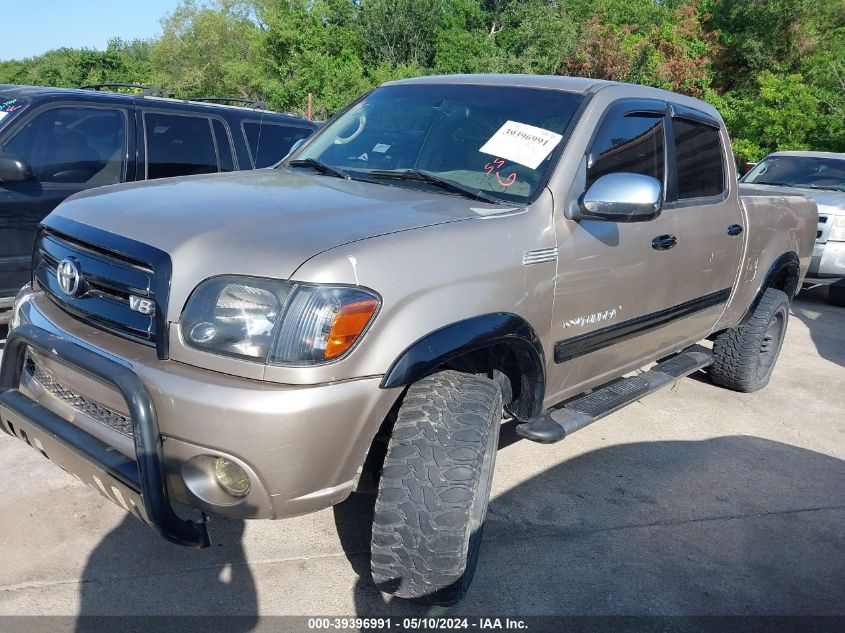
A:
[144,112,218,179]
[587,113,666,189]
[673,118,725,198]
[1,106,126,185]
[243,121,312,168]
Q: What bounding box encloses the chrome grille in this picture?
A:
[24,356,134,438]
[33,230,157,346]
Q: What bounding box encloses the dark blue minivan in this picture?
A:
[0,84,317,322]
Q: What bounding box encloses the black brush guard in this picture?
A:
[0,324,210,548]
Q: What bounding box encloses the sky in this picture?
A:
[0,0,180,61]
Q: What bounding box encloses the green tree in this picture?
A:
[151,0,265,99]
[0,0,842,155]
[721,70,843,162]
[560,1,715,97]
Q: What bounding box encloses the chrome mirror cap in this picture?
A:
[578,172,663,222]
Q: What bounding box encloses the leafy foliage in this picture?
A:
[0,0,843,160]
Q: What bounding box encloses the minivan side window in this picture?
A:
[587,113,665,189]
[145,112,218,179]
[673,118,725,199]
[2,107,126,186]
[243,121,312,168]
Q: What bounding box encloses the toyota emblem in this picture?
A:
[56,258,82,297]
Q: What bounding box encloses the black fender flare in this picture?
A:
[739,251,800,326]
[380,312,546,419]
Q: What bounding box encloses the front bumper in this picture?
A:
[3,290,400,542]
[807,240,845,282]
[1,324,210,548]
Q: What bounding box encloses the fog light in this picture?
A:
[213,458,250,497]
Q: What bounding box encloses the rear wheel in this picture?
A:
[829,281,845,307]
[370,370,502,605]
[710,288,790,392]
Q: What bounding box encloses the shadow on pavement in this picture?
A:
[333,435,845,615]
[76,516,257,626]
[793,285,845,368]
[70,436,845,621]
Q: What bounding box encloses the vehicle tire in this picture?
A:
[828,282,845,307]
[370,370,502,605]
[710,288,790,392]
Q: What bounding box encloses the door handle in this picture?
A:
[727,224,744,236]
[652,234,677,251]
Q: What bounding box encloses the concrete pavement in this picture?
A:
[0,287,843,617]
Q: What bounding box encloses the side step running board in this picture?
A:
[516,344,713,444]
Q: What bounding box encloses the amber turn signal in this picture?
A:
[325,298,379,359]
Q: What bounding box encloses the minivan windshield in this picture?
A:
[742,155,845,192]
[288,84,584,203]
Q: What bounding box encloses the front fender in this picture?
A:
[381,312,546,419]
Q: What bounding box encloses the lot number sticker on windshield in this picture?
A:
[479,121,563,170]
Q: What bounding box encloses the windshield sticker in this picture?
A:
[484,157,517,188]
[479,121,563,169]
[0,112,8,122]
[1,98,27,113]
[372,143,391,153]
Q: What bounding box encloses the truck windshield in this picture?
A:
[0,96,28,125]
[742,155,845,192]
[289,84,584,203]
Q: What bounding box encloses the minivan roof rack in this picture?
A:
[191,97,268,110]
[80,83,169,98]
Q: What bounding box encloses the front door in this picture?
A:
[0,105,129,297]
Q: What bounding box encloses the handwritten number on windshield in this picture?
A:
[484,157,517,188]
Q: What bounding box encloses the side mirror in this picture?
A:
[578,172,662,222]
[283,138,306,161]
[0,154,33,183]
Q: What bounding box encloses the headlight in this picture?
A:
[181,276,380,365]
[829,215,845,242]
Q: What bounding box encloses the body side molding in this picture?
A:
[555,288,731,364]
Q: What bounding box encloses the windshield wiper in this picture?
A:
[288,158,351,180]
[806,184,845,192]
[751,180,792,187]
[368,169,504,205]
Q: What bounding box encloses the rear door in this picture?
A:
[661,105,744,334]
[0,103,130,298]
[139,110,222,180]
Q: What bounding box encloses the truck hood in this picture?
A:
[788,187,845,216]
[48,168,504,283]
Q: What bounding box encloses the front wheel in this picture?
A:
[710,288,790,392]
[370,370,502,605]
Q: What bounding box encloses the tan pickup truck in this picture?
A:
[1,75,817,605]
